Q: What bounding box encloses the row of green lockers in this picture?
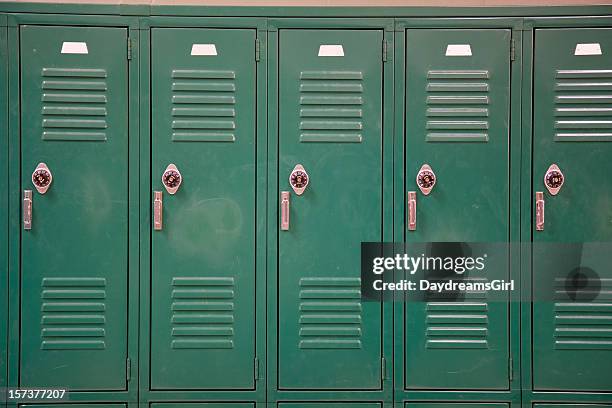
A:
[1,11,612,407]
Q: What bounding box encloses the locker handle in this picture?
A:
[408,191,417,231]
[23,190,32,230]
[281,191,290,231]
[536,191,545,231]
[154,191,163,231]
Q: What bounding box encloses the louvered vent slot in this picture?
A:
[426,70,490,143]
[171,70,236,143]
[41,68,108,142]
[554,277,612,350]
[171,277,235,349]
[554,69,612,142]
[425,277,489,349]
[298,277,362,349]
[40,277,107,350]
[299,71,364,143]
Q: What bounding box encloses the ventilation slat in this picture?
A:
[40,276,107,350]
[171,276,236,350]
[40,67,109,144]
[172,69,235,79]
[298,275,363,350]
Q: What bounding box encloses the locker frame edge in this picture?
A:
[1,13,8,408]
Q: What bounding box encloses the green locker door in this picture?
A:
[404,29,511,389]
[279,404,380,408]
[20,25,129,390]
[23,405,125,408]
[151,28,257,390]
[534,405,612,408]
[278,29,383,389]
[151,404,254,408]
[532,28,612,391]
[406,404,508,408]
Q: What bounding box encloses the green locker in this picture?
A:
[151,404,254,408]
[21,405,125,408]
[0,17,7,397]
[405,404,508,408]
[532,28,612,391]
[150,28,257,390]
[534,406,612,408]
[19,25,129,390]
[277,29,384,389]
[278,404,380,408]
[403,29,511,389]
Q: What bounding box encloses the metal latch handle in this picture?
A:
[536,191,545,231]
[23,190,33,230]
[154,191,163,231]
[408,191,417,231]
[281,191,290,231]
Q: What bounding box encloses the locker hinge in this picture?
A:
[508,357,513,381]
[255,38,261,62]
[381,357,387,380]
[126,358,131,381]
[254,357,260,380]
[127,38,132,60]
[510,39,516,61]
[382,40,388,62]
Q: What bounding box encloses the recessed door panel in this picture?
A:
[150,28,257,390]
[404,29,511,390]
[278,29,384,389]
[532,28,612,391]
[20,25,129,390]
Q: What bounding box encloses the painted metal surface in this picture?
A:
[151,404,254,408]
[532,27,612,392]
[19,25,129,390]
[0,3,611,406]
[403,28,511,390]
[150,27,258,390]
[21,405,127,408]
[278,404,381,408]
[0,15,7,401]
[277,29,384,390]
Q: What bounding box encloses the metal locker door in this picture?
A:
[404,29,511,389]
[406,404,508,408]
[279,403,381,408]
[22,405,126,408]
[151,404,254,408]
[278,29,383,389]
[532,28,612,391]
[150,28,257,390]
[19,25,129,390]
